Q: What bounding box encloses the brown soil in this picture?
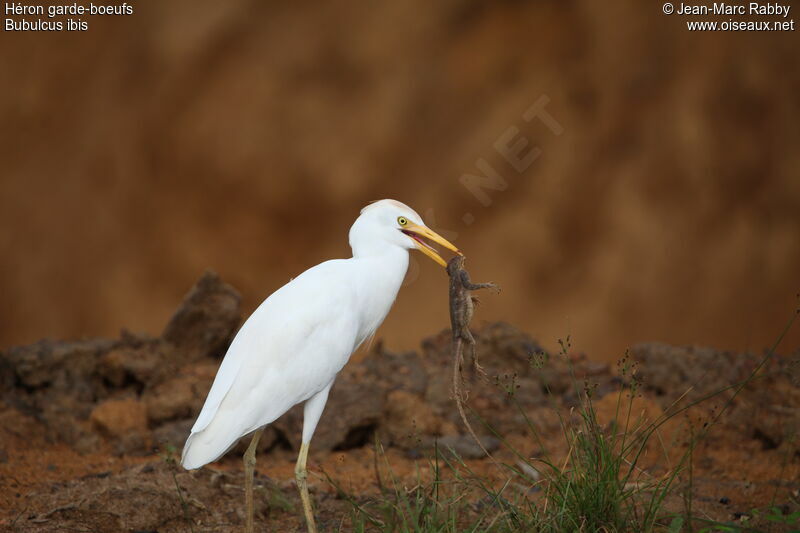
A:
[1,275,798,532]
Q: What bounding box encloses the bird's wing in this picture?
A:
[181,260,363,468]
[191,260,357,434]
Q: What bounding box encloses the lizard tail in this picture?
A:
[452,338,499,466]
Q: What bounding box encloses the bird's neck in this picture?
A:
[347,247,409,343]
[348,246,409,287]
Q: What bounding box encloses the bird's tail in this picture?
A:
[181,430,239,470]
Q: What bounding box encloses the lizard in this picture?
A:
[446,255,500,461]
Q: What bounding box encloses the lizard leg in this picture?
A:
[459,271,500,292]
[465,281,500,292]
[468,340,489,381]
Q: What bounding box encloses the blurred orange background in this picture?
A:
[1,1,798,360]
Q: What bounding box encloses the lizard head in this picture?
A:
[446,255,466,277]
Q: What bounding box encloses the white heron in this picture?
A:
[181,199,460,533]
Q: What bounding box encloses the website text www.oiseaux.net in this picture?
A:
[662,2,795,31]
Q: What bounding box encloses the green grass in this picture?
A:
[325,305,799,533]
[325,344,681,532]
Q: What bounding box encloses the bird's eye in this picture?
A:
[397,217,408,226]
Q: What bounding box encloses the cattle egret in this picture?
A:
[181,199,460,533]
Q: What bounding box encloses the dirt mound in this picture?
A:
[632,342,800,451]
[0,271,240,456]
[5,459,311,533]
[2,274,799,531]
[0,273,617,461]
[3,272,796,459]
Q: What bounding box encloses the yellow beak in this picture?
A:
[401,222,462,267]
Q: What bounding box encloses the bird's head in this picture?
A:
[349,199,461,267]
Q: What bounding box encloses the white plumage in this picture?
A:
[180,199,460,533]
[182,253,406,467]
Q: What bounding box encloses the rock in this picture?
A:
[273,373,386,451]
[359,344,428,395]
[229,426,280,457]
[476,322,548,375]
[73,429,103,455]
[789,352,800,388]
[631,342,800,449]
[152,418,194,451]
[420,323,556,409]
[579,360,610,377]
[144,375,198,423]
[0,404,47,444]
[383,389,444,447]
[434,434,500,459]
[631,343,752,404]
[741,376,800,451]
[0,350,15,391]
[43,406,99,448]
[97,342,168,388]
[0,330,178,453]
[143,363,217,424]
[161,271,241,362]
[90,398,149,439]
[2,337,114,392]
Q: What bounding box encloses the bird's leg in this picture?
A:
[295,384,331,533]
[295,441,317,533]
[244,428,264,533]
